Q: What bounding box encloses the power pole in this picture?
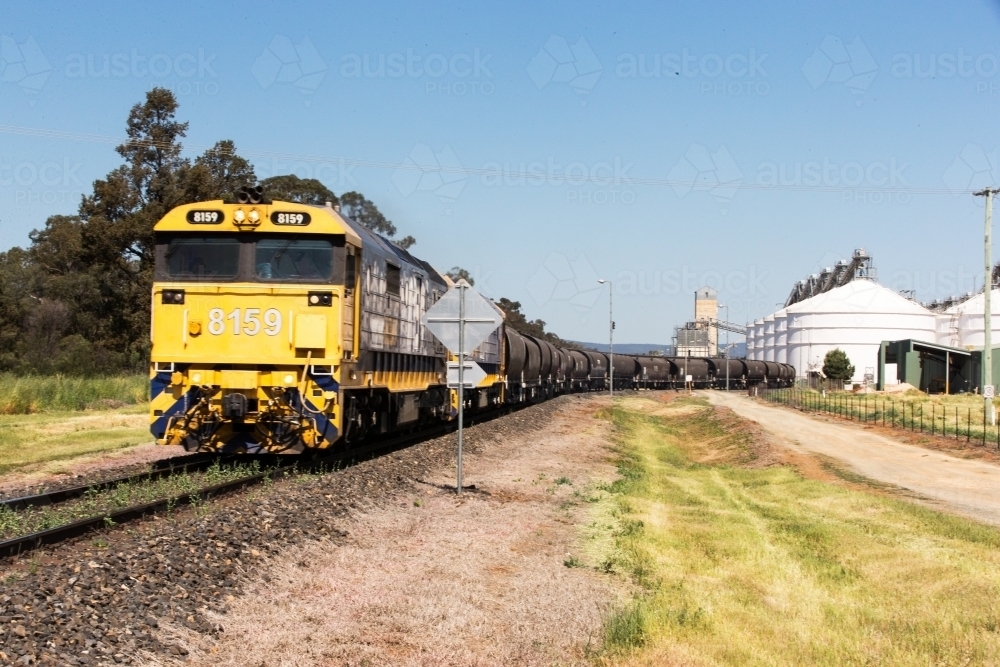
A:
[976,187,997,425]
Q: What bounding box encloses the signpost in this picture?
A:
[421,280,502,494]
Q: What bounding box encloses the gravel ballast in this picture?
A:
[0,398,569,665]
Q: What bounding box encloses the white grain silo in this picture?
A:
[752,319,765,360]
[762,314,776,362]
[942,289,1000,348]
[745,322,756,360]
[773,308,789,364]
[784,280,936,382]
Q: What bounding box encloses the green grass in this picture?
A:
[0,404,151,475]
[588,396,1000,666]
[0,374,148,414]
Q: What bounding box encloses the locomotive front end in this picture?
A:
[149,199,359,453]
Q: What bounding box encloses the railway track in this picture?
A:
[0,406,516,560]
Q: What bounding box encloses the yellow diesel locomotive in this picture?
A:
[149,189,503,453]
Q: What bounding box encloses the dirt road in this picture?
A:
[708,391,1000,526]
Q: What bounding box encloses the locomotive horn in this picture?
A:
[236,187,250,204]
[250,185,264,204]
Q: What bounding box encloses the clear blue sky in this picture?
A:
[2,0,999,345]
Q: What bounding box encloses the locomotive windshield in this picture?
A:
[164,237,240,280]
[155,233,341,282]
[255,238,334,281]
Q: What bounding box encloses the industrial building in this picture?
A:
[747,248,1000,389]
[675,287,718,357]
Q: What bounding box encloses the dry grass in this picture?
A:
[141,396,623,667]
[0,405,151,475]
[589,395,1000,666]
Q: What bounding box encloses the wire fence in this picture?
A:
[759,388,1000,448]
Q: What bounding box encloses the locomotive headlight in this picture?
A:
[309,295,320,305]
[233,208,246,223]
[248,208,260,223]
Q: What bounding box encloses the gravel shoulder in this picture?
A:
[0,395,620,666]
[167,394,620,667]
[708,390,1000,525]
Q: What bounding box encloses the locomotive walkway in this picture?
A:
[708,391,1000,526]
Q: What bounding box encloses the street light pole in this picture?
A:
[976,188,997,425]
[720,304,730,391]
[599,279,613,399]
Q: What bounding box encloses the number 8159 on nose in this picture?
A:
[207,308,282,336]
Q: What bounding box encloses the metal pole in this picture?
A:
[610,281,614,399]
[976,188,996,424]
[721,304,730,391]
[457,283,465,495]
[945,350,950,395]
[599,279,613,398]
[988,188,994,425]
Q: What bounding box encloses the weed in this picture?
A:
[563,555,582,568]
[555,476,571,485]
[603,600,647,651]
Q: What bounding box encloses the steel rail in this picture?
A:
[0,404,518,560]
[1,453,237,512]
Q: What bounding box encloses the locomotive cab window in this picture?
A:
[163,236,240,280]
[255,238,334,281]
[386,263,401,297]
[345,246,358,292]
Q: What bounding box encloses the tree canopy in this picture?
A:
[259,175,337,205]
[340,191,414,250]
[445,267,474,285]
[823,348,856,382]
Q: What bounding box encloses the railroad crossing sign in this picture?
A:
[421,281,503,353]
[447,360,487,388]
[420,280,503,495]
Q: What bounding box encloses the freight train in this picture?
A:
[149,192,794,454]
